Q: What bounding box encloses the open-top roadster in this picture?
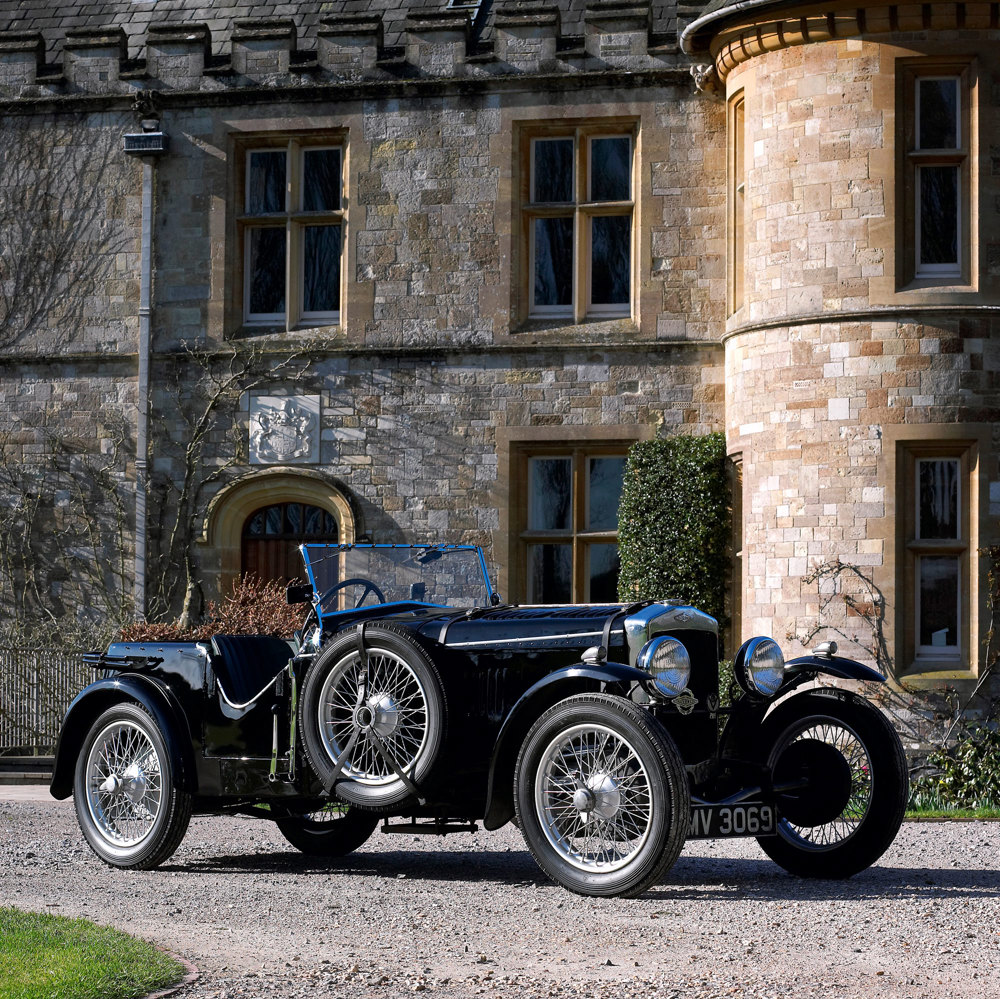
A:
[52,544,907,897]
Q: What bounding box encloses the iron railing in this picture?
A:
[0,648,90,756]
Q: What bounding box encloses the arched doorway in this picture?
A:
[241,501,339,584]
[200,468,357,597]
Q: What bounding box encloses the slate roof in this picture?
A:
[0,0,704,61]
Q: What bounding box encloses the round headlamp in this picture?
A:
[734,636,785,697]
[637,636,691,699]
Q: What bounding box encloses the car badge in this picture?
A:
[674,688,698,715]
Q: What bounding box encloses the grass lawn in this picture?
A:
[906,805,1000,820]
[0,907,185,999]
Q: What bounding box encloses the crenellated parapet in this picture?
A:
[0,0,690,101]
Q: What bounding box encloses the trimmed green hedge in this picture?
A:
[617,433,730,624]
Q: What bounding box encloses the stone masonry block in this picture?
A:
[63,27,127,92]
[317,15,383,79]
[0,31,43,92]
[231,19,296,77]
[584,0,651,66]
[146,23,211,89]
[405,11,470,78]
[494,3,560,73]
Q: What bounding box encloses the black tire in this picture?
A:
[299,624,446,811]
[73,702,192,870]
[757,693,908,879]
[275,803,380,856]
[513,693,690,898]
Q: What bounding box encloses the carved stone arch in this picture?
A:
[199,467,357,595]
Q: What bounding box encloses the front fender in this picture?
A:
[784,653,886,684]
[50,674,196,800]
[482,662,648,830]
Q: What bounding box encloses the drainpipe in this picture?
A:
[123,116,169,619]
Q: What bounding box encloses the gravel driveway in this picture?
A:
[1,794,998,999]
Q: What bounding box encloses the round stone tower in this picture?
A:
[683,2,1000,682]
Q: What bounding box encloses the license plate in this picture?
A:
[688,803,777,839]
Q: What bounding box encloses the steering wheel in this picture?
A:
[318,577,386,610]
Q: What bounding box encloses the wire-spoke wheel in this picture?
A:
[73,702,191,869]
[758,693,907,879]
[299,625,446,811]
[275,802,380,856]
[515,694,688,898]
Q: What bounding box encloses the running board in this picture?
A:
[380,819,478,836]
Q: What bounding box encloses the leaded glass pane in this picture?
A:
[917,459,960,539]
[247,150,286,214]
[588,457,626,530]
[590,137,631,202]
[533,217,574,307]
[918,555,959,647]
[264,505,283,535]
[532,139,574,203]
[304,505,323,534]
[918,78,959,149]
[303,225,341,314]
[303,148,341,212]
[591,215,631,306]
[245,511,265,536]
[588,544,620,603]
[918,166,959,266]
[528,544,572,603]
[247,227,286,316]
[529,457,572,530]
[285,503,302,534]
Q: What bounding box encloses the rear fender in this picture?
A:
[482,662,648,830]
[721,655,885,761]
[50,675,196,800]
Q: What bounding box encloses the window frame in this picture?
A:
[898,441,973,673]
[728,92,746,315]
[515,445,630,604]
[521,124,637,325]
[236,135,347,330]
[898,60,974,288]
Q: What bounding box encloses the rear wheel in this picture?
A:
[73,702,191,870]
[299,625,446,811]
[514,694,689,898]
[275,803,379,856]
[757,694,907,878]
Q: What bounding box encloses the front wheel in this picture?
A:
[275,803,379,856]
[73,702,192,870]
[514,694,690,898]
[757,693,908,878]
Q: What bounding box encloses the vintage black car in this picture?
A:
[51,543,907,897]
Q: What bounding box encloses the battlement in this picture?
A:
[0,0,684,99]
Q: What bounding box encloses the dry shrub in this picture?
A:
[119,576,308,642]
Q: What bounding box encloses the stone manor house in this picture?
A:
[1,0,999,698]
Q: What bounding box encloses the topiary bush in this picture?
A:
[617,433,730,625]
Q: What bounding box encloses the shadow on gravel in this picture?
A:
[169,847,544,887]
[166,847,1000,901]
[646,854,1000,902]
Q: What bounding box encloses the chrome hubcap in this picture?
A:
[574,772,622,822]
[354,694,400,738]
